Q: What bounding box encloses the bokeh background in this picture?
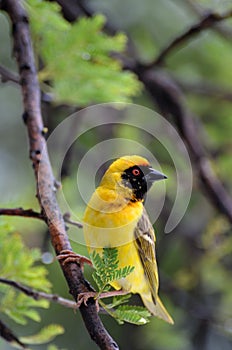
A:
[1,0,232,349]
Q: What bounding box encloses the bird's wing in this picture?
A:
[134,208,159,303]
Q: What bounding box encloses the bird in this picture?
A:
[82,155,173,324]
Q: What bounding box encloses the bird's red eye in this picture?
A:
[132,168,140,176]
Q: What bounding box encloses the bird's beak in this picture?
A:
[145,168,167,183]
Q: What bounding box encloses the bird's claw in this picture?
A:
[57,250,93,271]
[77,292,100,312]
[76,289,128,312]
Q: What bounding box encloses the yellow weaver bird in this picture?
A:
[82,155,173,324]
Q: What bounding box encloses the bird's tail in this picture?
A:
[141,295,174,324]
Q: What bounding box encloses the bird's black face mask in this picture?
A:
[121,165,167,202]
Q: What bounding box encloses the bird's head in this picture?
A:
[100,155,167,202]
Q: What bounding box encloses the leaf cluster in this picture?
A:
[91,248,134,292]
[0,222,63,348]
[25,0,141,105]
[0,227,51,292]
[114,305,151,325]
[90,248,151,325]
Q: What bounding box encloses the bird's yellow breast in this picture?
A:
[83,187,143,248]
[83,187,148,294]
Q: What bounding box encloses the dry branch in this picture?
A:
[0,207,83,228]
[137,69,232,223]
[1,1,118,349]
[0,207,44,220]
[147,9,232,67]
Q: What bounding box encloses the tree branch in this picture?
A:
[137,69,232,223]
[147,9,232,67]
[186,0,232,41]
[0,207,83,229]
[0,64,20,84]
[0,319,26,349]
[0,277,78,309]
[0,277,107,314]
[63,212,83,228]
[0,207,45,220]
[1,1,118,349]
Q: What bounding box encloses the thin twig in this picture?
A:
[0,319,26,349]
[0,207,84,228]
[63,212,83,228]
[147,9,232,67]
[0,207,45,220]
[1,1,118,349]
[0,64,20,84]
[186,0,232,41]
[0,277,78,309]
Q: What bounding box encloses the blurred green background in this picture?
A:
[1,0,232,349]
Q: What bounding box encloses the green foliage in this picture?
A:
[90,248,151,325]
[0,223,63,348]
[0,224,51,292]
[25,0,141,105]
[90,248,134,292]
[114,305,151,325]
[0,288,49,325]
[107,293,132,309]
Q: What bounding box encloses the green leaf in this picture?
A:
[92,271,107,291]
[114,305,151,325]
[90,248,151,325]
[107,293,132,309]
[0,224,51,325]
[20,324,64,345]
[1,289,49,325]
[90,248,134,292]
[0,229,51,292]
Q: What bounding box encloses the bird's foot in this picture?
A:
[77,291,99,310]
[77,289,129,311]
[57,250,92,271]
